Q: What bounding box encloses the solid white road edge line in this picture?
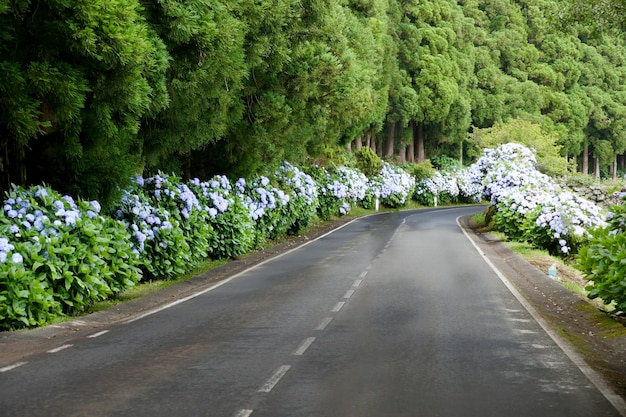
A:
[259,365,291,393]
[457,216,626,417]
[0,362,27,372]
[124,217,363,324]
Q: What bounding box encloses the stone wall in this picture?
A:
[569,185,624,207]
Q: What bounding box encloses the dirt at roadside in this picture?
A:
[462,215,626,400]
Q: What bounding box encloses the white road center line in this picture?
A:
[259,365,291,393]
[352,279,362,287]
[123,217,362,324]
[331,301,345,312]
[315,317,333,331]
[293,337,316,356]
[0,362,27,373]
[87,330,110,338]
[343,289,355,299]
[234,409,253,417]
[47,344,73,353]
[359,270,368,278]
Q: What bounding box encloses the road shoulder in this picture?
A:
[459,214,626,401]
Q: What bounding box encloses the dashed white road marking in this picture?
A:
[331,301,345,313]
[87,330,110,338]
[47,344,73,353]
[0,362,27,372]
[293,337,316,356]
[316,317,333,331]
[359,270,368,278]
[124,216,363,324]
[516,329,538,334]
[259,365,291,393]
[343,289,355,299]
[234,409,253,417]
[352,279,362,287]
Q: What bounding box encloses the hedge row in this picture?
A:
[0,162,415,330]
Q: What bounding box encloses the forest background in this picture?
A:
[1,0,626,206]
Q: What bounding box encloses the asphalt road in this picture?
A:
[0,207,622,417]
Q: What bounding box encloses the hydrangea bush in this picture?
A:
[473,144,606,257]
[112,176,200,280]
[371,162,415,208]
[188,175,255,259]
[237,176,292,246]
[275,162,319,234]
[0,185,141,329]
[142,173,215,263]
[413,171,460,206]
[307,166,352,220]
[577,199,626,313]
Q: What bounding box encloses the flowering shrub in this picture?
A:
[237,176,292,246]
[454,167,485,203]
[371,162,415,208]
[112,176,198,280]
[307,166,352,220]
[523,191,606,255]
[275,162,319,234]
[472,144,606,257]
[337,167,372,207]
[0,185,141,329]
[142,173,215,263]
[413,171,459,206]
[188,176,255,259]
[577,199,626,313]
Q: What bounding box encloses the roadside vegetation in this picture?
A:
[2,139,625,331]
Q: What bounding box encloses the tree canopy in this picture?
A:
[1,0,626,203]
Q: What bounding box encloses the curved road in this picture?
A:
[0,207,622,416]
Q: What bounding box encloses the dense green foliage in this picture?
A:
[577,199,626,313]
[0,185,141,329]
[2,0,626,202]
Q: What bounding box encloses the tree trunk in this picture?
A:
[459,141,463,165]
[182,151,192,182]
[385,122,395,157]
[582,143,589,175]
[346,141,352,152]
[407,123,415,163]
[594,156,600,179]
[376,138,383,157]
[398,142,406,163]
[416,122,425,163]
[354,137,362,151]
[612,155,617,180]
[364,134,371,149]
